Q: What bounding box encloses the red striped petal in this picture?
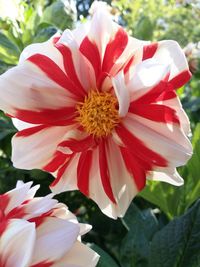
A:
[77,150,92,196]
[15,107,75,126]
[116,125,168,168]
[129,103,180,124]
[142,43,158,60]
[50,154,75,188]
[120,147,146,190]
[169,70,192,90]
[58,135,95,153]
[15,125,49,137]
[0,220,8,236]
[55,43,86,96]
[31,262,53,267]
[124,55,134,75]
[0,194,10,215]
[99,140,116,204]
[80,37,101,81]
[133,80,168,104]
[6,206,26,220]
[43,151,68,172]
[28,54,82,98]
[102,28,128,74]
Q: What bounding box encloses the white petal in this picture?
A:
[12,118,36,131]
[112,71,130,117]
[50,153,80,193]
[127,58,170,101]
[31,217,80,265]
[11,125,69,170]
[19,37,65,73]
[5,182,33,214]
[89,144,138,219]
[148,168,184,186]
[58,29,96,91]
[16,180,40,200]
[52,241,99,267]
[123,114,192,168]
[0,63,75,117]
[0,219,36,267]
[154,40,189,80]
[106,138,139,217]
[88,9,118,60]
[22,195,58,220]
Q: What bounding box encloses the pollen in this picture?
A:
[76,91,120,138]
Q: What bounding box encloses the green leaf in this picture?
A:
[149,200,200,267]
[134,16,154,40]
[120,203,159,267]
[33,26,58,43]
[0,31,20,64]
[90,244,119,267]
[42,0,76,31]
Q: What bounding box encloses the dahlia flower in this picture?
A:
[0,6,192,218]
[0,181,99,267]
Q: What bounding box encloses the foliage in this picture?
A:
[0,0,200,266]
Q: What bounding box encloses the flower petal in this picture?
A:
[0,219,36,267]
[52,241,99,267]
[127,58,170,101]
[153,40,191,87]
[11,125,69,170]
[31,217,79,265]
[112,71,130,117]
[0,63,76,125]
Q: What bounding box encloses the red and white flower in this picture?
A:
[0,181,99,267]
[0,6,192,218]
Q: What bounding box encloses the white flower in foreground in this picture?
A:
[0,181,99,267]
[0,4,192,219]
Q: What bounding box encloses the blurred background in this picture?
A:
[0,1,200,266]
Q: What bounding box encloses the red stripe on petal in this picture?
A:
[50,154,75,187]
[16,125,48,137]
[55,43,86,95]
[156,90,177,101]
[58,135,95,153]
[28,54,82,98]
[133,80,168,105]
[6,206,26,220]
[116,125,168,168]
[142,43,158,60]
[0,220,8,236]
[77,150,92,196]
[80,37,101,81]
[124,55,134,75]
[129,103,180,124]
[120,147,146,191]
[52,36,61,44]
[99,140,116,203]
[102,28,128,74]
[29,211,52,228]
[31,262,53,267]
[169,70,192,90]
[43,151,68,172]
[15,107,75,126]
[0,194,10,214]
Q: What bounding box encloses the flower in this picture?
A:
[0,181,99,267]
[184,42,200,73]
[0,5,192,218]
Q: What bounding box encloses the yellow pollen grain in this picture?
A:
[76,91,120,138]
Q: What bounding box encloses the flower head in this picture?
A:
[0,7,192,218]
[0,181,99,267]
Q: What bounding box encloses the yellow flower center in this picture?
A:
[76,91,120,138]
